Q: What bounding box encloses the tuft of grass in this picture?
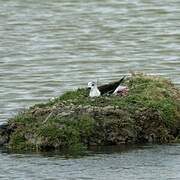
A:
[8,130,36,151]
[9,111,36,125]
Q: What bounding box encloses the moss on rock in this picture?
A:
[1,74,180,151]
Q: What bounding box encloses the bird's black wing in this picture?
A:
[98,76,126,95]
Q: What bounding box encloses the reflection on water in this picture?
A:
[0,0,180,123]
[0,144,180,180]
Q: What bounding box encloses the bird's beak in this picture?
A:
[88,87,91,90]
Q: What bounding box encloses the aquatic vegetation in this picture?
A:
[0,74,180,151]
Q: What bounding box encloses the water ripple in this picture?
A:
[0,0,180,123]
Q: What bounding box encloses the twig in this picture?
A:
[42,111,53,124]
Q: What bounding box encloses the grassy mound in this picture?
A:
[2,74,180,151]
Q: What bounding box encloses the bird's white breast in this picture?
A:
[89,87,101,97]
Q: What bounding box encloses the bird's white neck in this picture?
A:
[89,86,101,97]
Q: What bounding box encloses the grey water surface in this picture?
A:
[0,0,180,179]
[0,144,180,180]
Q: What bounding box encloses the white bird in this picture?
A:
[88,81,101,97]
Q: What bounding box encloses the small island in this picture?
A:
[0,74,180,151]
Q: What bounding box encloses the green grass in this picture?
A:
[6,74,180,151]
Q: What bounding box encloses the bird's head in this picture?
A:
[88,81,96,90]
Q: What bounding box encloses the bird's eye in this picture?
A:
[92,84,94,86]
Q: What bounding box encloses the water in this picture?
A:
[0,0,180,123]
[0,0,180,179]
[0,144,180,180]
